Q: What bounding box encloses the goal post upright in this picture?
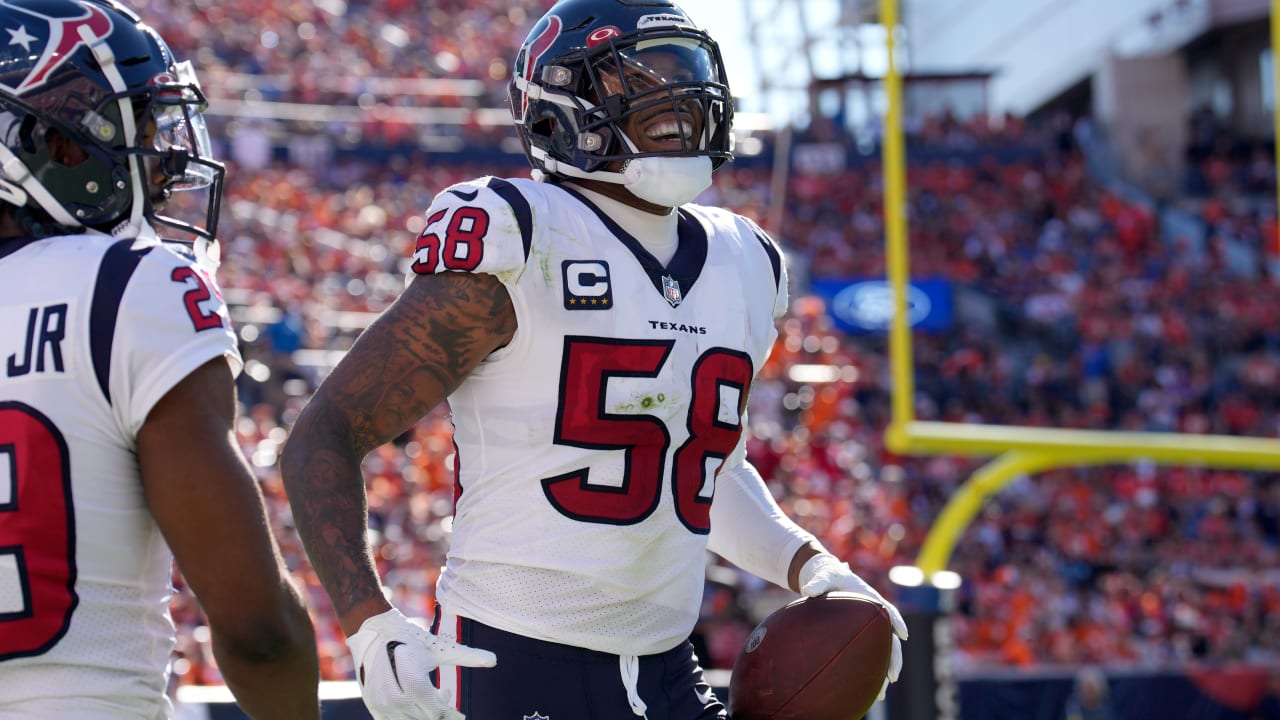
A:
[879,0,915,442]
[874,0,1280,579]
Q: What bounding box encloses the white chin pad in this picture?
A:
[622,155,712,207]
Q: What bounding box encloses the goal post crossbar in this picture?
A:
[875,0,1280,579]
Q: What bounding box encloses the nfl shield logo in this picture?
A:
[662,275,683,307]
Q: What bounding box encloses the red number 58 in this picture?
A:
[543,338,753,534]
[412,206,490,274]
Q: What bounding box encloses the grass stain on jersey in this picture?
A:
[640,393,666,409]
[533,231,567,286]
[613,391,685,420]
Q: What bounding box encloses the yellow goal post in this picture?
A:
[877,0,1280,579]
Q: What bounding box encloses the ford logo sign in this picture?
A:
[832,281,932,330]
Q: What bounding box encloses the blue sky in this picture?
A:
[679,0,752,90]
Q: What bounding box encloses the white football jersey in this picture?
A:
[0,233,240,719]
[416,177,787,656]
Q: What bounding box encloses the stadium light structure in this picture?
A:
[887,562,961,720]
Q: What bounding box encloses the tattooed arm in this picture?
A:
[280,271,516,635]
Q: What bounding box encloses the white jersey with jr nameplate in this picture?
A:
[413,177,787,656]
[0,232,239,719]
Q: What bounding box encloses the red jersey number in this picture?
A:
[0,402,77,660]
[170,266,224,332]
[412,206,490,274]
[544,337,753,533]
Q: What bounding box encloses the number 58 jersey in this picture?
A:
[413,178,787,657]
[0,233,240,718]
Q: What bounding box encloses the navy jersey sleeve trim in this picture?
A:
[746,220,783,291]
[0,236,40,262]
[485,178,533,261]
[90,239,154,406]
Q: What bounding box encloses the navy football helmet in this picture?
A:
[0,0,223,240]
[509,0,734,182]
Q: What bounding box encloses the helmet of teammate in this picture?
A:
[509,0,734,184]
[0,0,223,240]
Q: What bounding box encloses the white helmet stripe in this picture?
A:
[82,24,146,236]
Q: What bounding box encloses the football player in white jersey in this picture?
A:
[281,0,907,718]
[0,1,319,718]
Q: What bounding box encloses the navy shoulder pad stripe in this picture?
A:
[484,178,532,261]
[90,240,154,406]
[747,221,782,290]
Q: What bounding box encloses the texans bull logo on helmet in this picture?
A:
[515,14,561,119]
[0,0,113,94]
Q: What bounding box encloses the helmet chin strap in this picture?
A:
[611,132,712,207]
[532,134,712,208]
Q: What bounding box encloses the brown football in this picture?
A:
[728,592,893,720]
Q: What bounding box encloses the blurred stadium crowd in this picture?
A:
[130,0,1280,687]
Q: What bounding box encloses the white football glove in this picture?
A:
[346,608,497,720]
[798,553,909,703]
